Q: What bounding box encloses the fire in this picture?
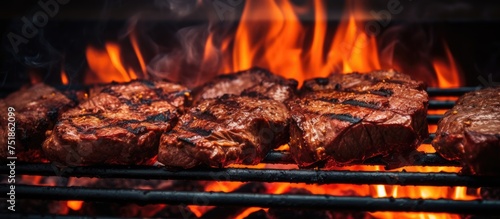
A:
[433,41,463,88]
[208,0,468,218]
[85,43,138,84]
[67,201,83,211]
[73,0,471,218]
[212,0,381,84]
[130,31,147,75]
[60,69,69,85]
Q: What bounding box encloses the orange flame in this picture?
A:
[130,32,147,75]
[205,1,470,219]
[211,0,382,84]
[433,41,463,88]
[85,43,138,84]
[67,200,83,211]
[77,0,471,218]
[60,69,69,85]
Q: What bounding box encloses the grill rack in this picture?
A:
[3,87,500,217]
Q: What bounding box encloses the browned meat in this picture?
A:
[301,69,425,92]
[43,80,189,166]
[0,83,76,161]
[432,87,500,175]
[289,70,429,168]
[158,95,290,168]
[192,67,297,103]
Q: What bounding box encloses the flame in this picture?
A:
[67,201,83,211]
[433,41,463,88]
[427,41,463,132]
[215,0,469,218]
[73,0,470,218]
[130,31,147,75]
[85,43,138,84]
[209,0,382,84]
[61,69,69,85]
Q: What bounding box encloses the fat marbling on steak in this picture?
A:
[289,70,429,168]
[43,80,189,166]
[432,87,500,175]
[0,83,76,161]
[158,95,290,168]
[192,67,298,103]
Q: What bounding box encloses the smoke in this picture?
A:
[147,24,225,88]
[377,24,438,85]
[153,0,199,17]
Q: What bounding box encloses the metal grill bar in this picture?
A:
[426,87,480,96]
[2,184,498,215]
[5,163,499,187]
[263,150,451,166]
[427,115,443,124]
[428,100,455,109]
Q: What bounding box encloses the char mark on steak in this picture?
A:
[43,80,189,166]
[0,83,77,162]
[289,70,429,168]
[432,87,500,175]
[158,95,290,168]
[192,67,298,104]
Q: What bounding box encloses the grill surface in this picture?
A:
[2,87,499,217]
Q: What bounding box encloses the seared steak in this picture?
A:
[432,87,500,175]
[192,67,297,103]
[158,95,290,168]
[43,80,189,166]
[0,83,76,161]
[289,70,428,168]
[301,69,425,92]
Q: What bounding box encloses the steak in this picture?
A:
[432,87,500,175]
[192,67,298,103]
[0,83,76,161]
[158,95,290,168]
[43,80,189,166]
[289,70,428,168]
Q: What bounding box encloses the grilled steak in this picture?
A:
[43,80,189,166]
[0,83,76,161]
[432,87,500,175]
[158,95,290,168]
[192,67,297,103]
[301,69,425,92]
[289,70,428,168]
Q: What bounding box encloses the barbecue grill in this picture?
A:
[2,0,500,218]
[2,87,500,218]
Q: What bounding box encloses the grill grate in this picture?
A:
[3,184,500,215]
[2,87,499,217]
[4,163,500,187]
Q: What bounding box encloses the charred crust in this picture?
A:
[314,78,329,86]
[139,80,156,88]
[342,99,380,109]
[193,110,218,121]
[146,112,172,122]
[178,137,196,146]
[324,113,362,124]
[287,79,299,89]
[317,97,339,103]
[126,126,147,135]
[369,88,394,97]
[188,128,213,136]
